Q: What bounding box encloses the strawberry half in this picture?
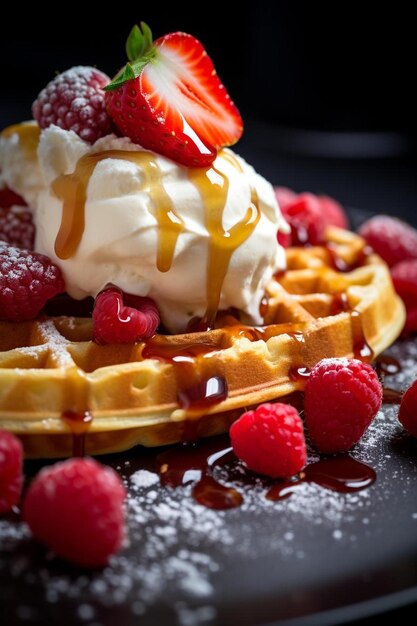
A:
[105,23,243,167]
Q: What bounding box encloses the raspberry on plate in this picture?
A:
[304,358,382,453]
[32,66,113,144]
[0,205,35,250]
[391,259,417,334]
[230,403,306,478]
[0,430,23,514]
[22,457,126,568]
[398,380,417,438]
[358,215,417,267]
[93,286,160,344]
[0,244,65,321]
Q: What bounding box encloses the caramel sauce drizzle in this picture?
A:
[52,150,184,267]
[1,121,40,160]
[189,151,260,328]
[52,148,261,327]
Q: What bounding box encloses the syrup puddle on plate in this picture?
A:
[153,435,377,510]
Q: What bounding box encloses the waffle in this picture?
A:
[0,226,405,458]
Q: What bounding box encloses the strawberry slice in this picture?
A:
[105,23,243,167]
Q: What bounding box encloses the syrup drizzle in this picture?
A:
[1,121,40,160]
[1,122,41,161]
[350,310,374,362]
[62,410,93,457]
[177,376,228,410]
[325,243,373,273]
[62,368,92,457]
[189,152,260,328]
[374,354,403,405]
[51,150,184,266]
[154,435,376,510]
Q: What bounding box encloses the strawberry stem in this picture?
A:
[105,22,156,92]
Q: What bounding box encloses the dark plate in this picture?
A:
[1,208,417,626]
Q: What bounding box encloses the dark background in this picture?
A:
[1,4,416,625]
[0,2,416,220]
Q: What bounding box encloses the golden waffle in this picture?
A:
[0,226,405,458]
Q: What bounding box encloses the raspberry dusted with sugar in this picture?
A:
[93,286,160,344]
[0,430,23,514]
[358,215,417,267]
[304,358,382,453]
[398,380,417,438]
[23,458,126,568]
[32,66,112,144]
[0,206,35,250]
[230,403,307,478]
[0,244,65,321]
[391,259,417,334]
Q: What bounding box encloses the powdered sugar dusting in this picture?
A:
[2,338,417,625]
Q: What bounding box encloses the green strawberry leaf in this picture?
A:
[125,22,153,62]
[105,22,156,91]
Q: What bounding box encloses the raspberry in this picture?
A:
[230,403,307,478]
[93,286,160,344]
[391,259,417,334]
[358,216,417,267]
[398,380,417,438]
[304,358,382,453]
[275,188,349,247]
[22,458,126,568]
[274,186,298,209]
[0,243,65,321]
[0,206,35,249]
[0,185,27,209]
[319,195,349,230]
[32,66,112,144]
[0,430,23,513]
[280,193,327,246]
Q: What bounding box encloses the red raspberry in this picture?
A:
[398,380,417,438]
[319,195,349,230]
[304,358,382,453]
[230,403,307,478]
[391,259,417,334]
[358,216,417,267]
[22,458,126,568]
[280,193,327,246]
[0,185,27,209]
[0,206,35,250]
[32,66,112,144]
[0,430,23,514]
[274,186,298,209]
[0,244,65,321]
[274,188,349,246]
[93,286,160,344]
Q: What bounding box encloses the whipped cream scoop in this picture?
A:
[31,125,288,332]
